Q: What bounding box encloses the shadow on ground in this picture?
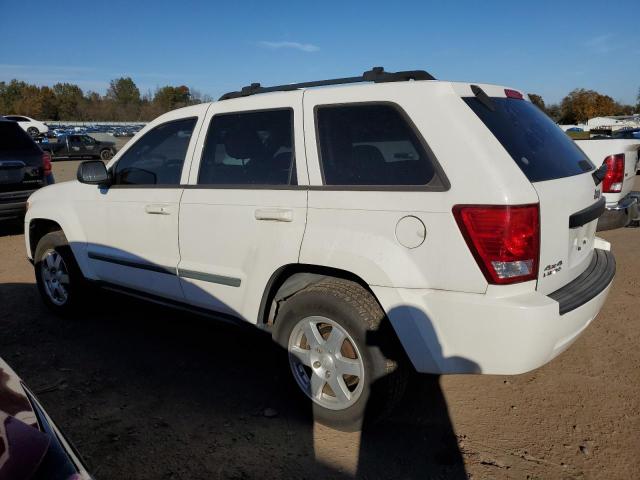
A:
[0,280,467,479]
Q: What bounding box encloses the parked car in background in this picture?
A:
[575,138,640,230]
[42,134,116,161]
[0,118,53,220]
[3,115,49,137]
[25,68,615,430]
[0,357,91,479]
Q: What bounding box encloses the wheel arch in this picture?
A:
[28,218,64,257]
[258,263,384,329]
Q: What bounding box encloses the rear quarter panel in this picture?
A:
[300,82,539,293]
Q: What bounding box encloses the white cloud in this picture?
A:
[584,34,616,54]
[258,41,320,52]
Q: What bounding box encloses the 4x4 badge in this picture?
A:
[543,260,563,277]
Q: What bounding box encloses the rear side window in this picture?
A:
[113,117,196,185]
[0,122,40,153]
[198,109,295,186]
[464,97,593,182]
[316,103,442,187]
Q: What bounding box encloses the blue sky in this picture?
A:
[1,0,639,105]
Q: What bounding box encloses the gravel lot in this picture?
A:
[0,163,638,479]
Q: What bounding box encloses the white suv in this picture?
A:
[24,68,615,430]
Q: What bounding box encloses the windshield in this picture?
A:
[464,97,594,182]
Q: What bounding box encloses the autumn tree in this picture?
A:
[528,93,546,112]
[154,85,191,111]
[559,89,616,124]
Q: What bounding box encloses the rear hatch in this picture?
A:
[0,121,45,193]
[463,87,602,294]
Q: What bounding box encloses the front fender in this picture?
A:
[25,182,95,279]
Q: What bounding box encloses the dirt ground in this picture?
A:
[0,164,638,479]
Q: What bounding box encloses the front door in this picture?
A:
[178,93,308,322]
[83,113,205,301]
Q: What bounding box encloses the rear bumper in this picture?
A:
[373,248,615,375]
[597,192,640,231]
[0,189,37,220]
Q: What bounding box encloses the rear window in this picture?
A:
[0,122,40,153]
[316,103,445,187]
[464,97,594,182]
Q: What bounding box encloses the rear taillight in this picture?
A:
[42,152,52,177]
[504,88,524,99]
[453,204,540,285]
[602,154,625,193]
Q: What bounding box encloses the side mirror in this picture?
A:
[77,160,110,186]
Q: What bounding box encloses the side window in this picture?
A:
[198,109,295,186]
[316,103,440,187]
[113,117,197,186]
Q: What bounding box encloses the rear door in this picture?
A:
[464,90,602,293]
[178,92,307,322]
[0,122,44,194]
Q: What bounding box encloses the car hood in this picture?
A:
[0,357,50,480]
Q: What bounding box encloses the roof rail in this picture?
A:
[218,67,435,101]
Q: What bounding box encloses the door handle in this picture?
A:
[145,204,172,215]
[254,208,293,222]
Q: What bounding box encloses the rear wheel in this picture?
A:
[100,149,113,161]
[34,231,86,315]
[273,278,407,431]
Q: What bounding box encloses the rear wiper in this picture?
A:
[471,85,496,111]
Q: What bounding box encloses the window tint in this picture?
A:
[0,122,40,153]
[316,104,439,186]
[198,109,295,186]
[113,117,196,185]
[464,97,594,182]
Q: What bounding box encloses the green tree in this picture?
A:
[52,83,84,120]
[106,77,141,105]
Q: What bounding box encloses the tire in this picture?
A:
[27,127,39,137]
[273,278,408,431]
[34,231,87,315]
[100,149,113,161]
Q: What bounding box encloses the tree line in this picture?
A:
[529,88,639,124]
[1,76,638,124]
[0,77,212,122]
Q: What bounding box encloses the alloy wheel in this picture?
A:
[288,316,365,410]
[40,249,70,306]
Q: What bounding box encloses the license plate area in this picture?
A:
[0,169,24,185]
[568,220,597,268]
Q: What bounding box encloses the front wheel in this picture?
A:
[34,231,86,315]
[100,149,113,161]
[27,127,39,137]
[273,278,407,431]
